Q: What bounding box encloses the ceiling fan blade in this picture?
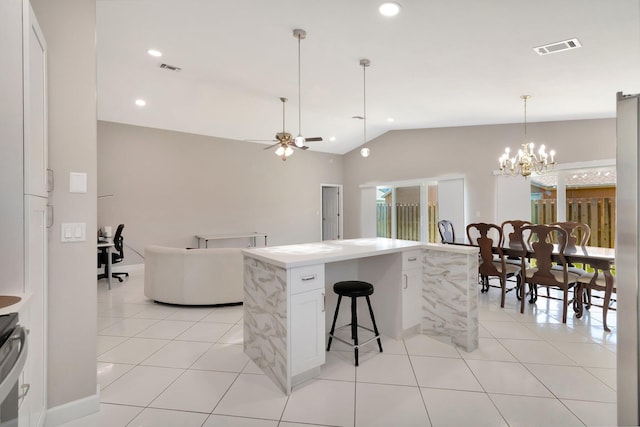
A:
[304,137,323,142]
[263,142,281,150]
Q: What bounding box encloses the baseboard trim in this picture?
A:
[44,387,100,427]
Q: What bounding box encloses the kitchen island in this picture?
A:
[242,238,479,394]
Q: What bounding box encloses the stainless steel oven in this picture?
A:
[0,313,27,426]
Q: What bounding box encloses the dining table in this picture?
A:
[451,240,616,331]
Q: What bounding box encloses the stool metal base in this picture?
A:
[328,324,381,350]
[326,292,383,366]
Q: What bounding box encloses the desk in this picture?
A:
[196,232,268,248]
[242,238,479,394]
[97,241,114,290]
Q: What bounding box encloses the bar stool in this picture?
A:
[326,280,383,366]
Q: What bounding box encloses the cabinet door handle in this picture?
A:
[407,256,417,262]
[46,204,54,228]
[46,168,54,192]
[322,292,325,312]
[301,274,316,281]
[19,383,30,401]
[403,273,408,289]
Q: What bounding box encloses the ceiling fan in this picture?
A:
[260,97,322,160]
[251,29,323,161]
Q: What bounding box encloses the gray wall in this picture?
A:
[341,118,616,238]
[31,0,98,410]
[97,121,344,262]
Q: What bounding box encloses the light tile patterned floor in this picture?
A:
[63,268,617,426]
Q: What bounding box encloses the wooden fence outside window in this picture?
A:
[531,197,616,248]
[377,197,615,248]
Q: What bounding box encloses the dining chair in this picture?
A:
[438,220,455,244]
[550,221,591,249]
[549,221,590,298]
[516,224,581,323]
[575,269,616,332]
[500,220,532,300]
[466,223,521,308]
[500,220,533,250]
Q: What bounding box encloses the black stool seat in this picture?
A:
[333,281,374,297]
[327,280,382,366]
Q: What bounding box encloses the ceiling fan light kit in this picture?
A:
[262,28,323,161]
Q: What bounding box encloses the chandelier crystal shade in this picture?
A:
[498,95,556,177]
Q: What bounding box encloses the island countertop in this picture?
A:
[242,237,477,269]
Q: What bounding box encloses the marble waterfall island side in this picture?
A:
[242,238,479,394]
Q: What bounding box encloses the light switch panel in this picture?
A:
[69,172,87,193]
[61,223,86,242]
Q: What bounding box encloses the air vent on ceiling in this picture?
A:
[160,63,182,72]
[533,38,582,56]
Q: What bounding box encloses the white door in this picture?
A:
[322,186,340,240]
[24,194,47,427]
[24,3,48,197]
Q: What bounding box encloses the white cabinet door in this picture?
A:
[290,289,326,376]
[401,250,423,330]
[24,195,47,427]
[402,267,423,329]
[23,2,48,198]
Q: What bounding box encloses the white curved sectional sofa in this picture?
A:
[144,246,244,305]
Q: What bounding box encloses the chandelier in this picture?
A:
[499,95,556,177]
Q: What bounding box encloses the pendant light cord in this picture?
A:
[523,96,527,142]
[363,62,367,143]
[298,33,302,137]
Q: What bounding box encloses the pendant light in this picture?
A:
[359,59,371,158]
[293,29,306,148]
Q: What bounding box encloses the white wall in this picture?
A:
[342,119,616,238]
[30,0,98,411]
[97,121,344,262]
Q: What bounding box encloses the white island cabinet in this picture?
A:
[243,238,479,395]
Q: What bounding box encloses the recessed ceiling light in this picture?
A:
[135,99,146,107]
[147,49,162,57]
[387,117,395,123]
[379,2,401,17]
[329,136,336,142]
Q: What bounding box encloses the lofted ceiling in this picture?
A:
[96,0,640,155]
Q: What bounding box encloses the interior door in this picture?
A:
[322,186,340,240]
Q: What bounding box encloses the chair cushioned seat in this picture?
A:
[551,264,587,276]
[333,281,374,297]
[492,261,520,275]
[525,268,581,283]
[578,272,616,289]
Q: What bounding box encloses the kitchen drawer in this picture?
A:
[402,250,422,270]
[290,265,325,294]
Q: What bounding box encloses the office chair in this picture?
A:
[98,224,129,282]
